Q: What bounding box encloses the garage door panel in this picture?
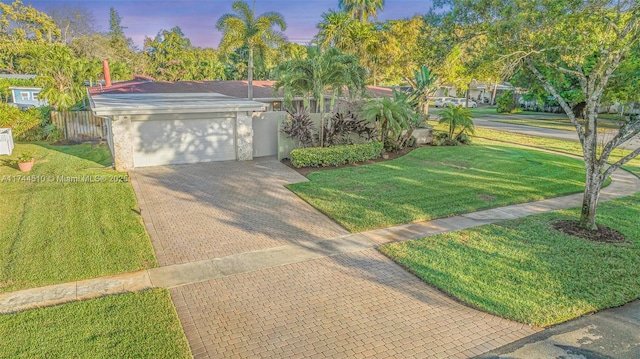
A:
[132,117,236,167]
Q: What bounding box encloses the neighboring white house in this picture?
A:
[434,81,515,104]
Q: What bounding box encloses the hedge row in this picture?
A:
[290,142,383,168]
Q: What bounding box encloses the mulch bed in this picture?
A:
[282,145,426,177]
[553,220,626,243]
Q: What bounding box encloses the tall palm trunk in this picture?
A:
[248,46,254,100]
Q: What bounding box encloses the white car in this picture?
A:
[449,98,478,108]
[434,97,454,107]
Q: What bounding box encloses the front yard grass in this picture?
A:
[0,289,191,358]
[379,192,640,327]
[0,143,157,293]
[493,118,621,132]
[455,123,640,177]
[288,143,586,232]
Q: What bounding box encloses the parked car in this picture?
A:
[450,98,478,108]
[434,97,454,107]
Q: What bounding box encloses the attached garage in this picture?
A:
[130,113,237,167]
[90,93,265,170]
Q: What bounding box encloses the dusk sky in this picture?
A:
[21,0,434,48]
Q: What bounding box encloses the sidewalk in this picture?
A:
[2,167,638,314]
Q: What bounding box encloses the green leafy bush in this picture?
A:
[290,142,383,168]
[431,131,459,146]
[0,103,42,139]
[496,90,517,113]
[0,104,60,141]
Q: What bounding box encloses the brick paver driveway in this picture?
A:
[132,157,539,358]
[131,157,347,266]
[171,250,537,359]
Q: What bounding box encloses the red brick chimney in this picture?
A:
[102,59,112,87]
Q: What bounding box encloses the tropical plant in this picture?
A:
[315,10,353,49]
[321,109,376,146]
[274,46,366,146]
[281,108,316,148]
[338,0,385,22]
[405,65,438,114]
[275,46,365,112]
[35,45,86,110]
[359,91,417,150]
[438,104,474,142]
[216,1,286,99]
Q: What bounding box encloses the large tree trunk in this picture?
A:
[247,46,254,100]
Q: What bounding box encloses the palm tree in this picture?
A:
[338,0,385,22]
[216,1,286,99]
[274,46,366,146]
[438,105,475,140]
[360,93,416,148]
[274,46,365,112]
[315,10,353,49]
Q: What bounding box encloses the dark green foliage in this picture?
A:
[321,110,376,146]
[281,108,316,148]
[290,141,383,168]
[431,131,460,146]
[496,90,517,113]
[360,93,418,151]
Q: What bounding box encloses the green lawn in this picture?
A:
[494,118,621,132]
[380,192,640,327]
[0,289,191,358]
[288,143,586,232]
[429,106,561,117]
[452,123,640,177]
[0,143,157,293]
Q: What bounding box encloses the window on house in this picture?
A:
[20,92,30,100]
[272,101,282,111]
[32,92,39,100]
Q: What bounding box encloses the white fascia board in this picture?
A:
[90,93,266,116]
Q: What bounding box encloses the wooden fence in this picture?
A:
[51,111,107,141]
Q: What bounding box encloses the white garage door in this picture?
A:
[131,114,236,167]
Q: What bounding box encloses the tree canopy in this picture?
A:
[444,0,640,229]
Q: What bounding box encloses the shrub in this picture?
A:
[0,103,42,139]
[496,90,517,113]
[431,131,459,146]
[281,108,316,148]
[0,104,60,142]
[290,142,383,168]
[321,110,376,147]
